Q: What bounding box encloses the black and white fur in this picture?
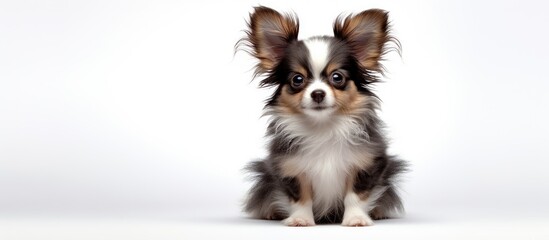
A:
[239,6,407,226]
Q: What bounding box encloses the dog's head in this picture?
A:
[240,6,397,122]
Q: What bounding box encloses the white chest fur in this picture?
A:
[277,115,373,215]
[299,139,356,215]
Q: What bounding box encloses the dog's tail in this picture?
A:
[370,155,409,219]
[243,160,289,220]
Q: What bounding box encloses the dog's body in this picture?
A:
[239,6,407,226]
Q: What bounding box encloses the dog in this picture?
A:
[238,6,407,226]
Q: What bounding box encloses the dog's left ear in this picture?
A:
[334,9,391,72]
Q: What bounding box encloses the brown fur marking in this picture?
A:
[297,174,312,204]
[333,80,369,115]
[277,85,305,114]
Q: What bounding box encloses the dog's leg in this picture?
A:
[342,172,388,227]
[341,190,375,226]
[282,174,315,226]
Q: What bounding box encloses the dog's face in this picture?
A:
[243,7,393,122]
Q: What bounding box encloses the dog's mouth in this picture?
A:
[303,105,335,111]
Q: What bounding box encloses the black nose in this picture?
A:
[311,90,326,103]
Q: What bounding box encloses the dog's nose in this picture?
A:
[311,90,326,104]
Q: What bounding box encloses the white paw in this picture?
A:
[342,214,374,227]
[282,216,316,227]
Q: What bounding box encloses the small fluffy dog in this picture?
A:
[239,6,407,226]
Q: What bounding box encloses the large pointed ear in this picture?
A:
[244,6,299,72]
[333,9,393,72]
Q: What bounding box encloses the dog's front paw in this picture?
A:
[282,216,315,227]
[342,213,374,227]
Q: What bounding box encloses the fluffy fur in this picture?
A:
[238,6,407,226]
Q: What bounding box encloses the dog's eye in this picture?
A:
[291,74,305,89]
[330,72,346,87]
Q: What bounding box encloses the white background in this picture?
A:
[1,0,549,239]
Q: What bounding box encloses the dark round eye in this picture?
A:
[330,72,346,87]
[291,74,305,89]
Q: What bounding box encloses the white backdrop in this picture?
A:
[1,0,549,238]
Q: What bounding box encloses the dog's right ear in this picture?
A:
[245,6,299,72]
